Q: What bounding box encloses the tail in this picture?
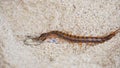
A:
[102,28,120,41]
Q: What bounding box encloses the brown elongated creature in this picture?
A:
[24,28,120,46]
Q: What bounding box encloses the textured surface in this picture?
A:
[0,0,120,68]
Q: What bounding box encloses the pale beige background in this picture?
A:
[0,0,120,68]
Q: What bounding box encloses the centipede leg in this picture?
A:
[87,43,93,46]
[79,43,82,48]
[68,41,74,46]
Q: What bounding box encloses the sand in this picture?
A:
[0,0,120,68]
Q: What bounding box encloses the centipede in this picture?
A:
[24,28,120,46]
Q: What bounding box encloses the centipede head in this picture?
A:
[39,33,48,42]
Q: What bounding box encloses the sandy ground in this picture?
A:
[0,0,120,68]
